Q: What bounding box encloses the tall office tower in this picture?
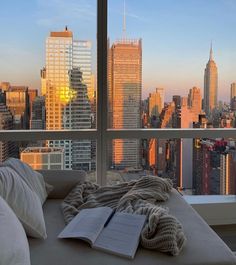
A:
[45,27,92,169]
[188,87,202,115]
[176,105,197,189]
[73,41,94,102]
[149,103,176,184]
[156,88,164,109]
[148,88,164,119]
[225,149,236,195]
[90,74,96,129]
[6,86,30,129]
[0,89,6,104]
[0,103,17,161]
[45,27,74,169]
[30,96,46,130]
[69,68,92,171]
[73,40,95,131]
[204,44,218,116]
[108,39,142,169]
[40,68,47,96]
[159,102,175,128]
[181,97,188,107]
[173,95,181,109]
[28,89,38,119]
[230,83,236,110]
[231,97,236,111]
[230,83,236,101]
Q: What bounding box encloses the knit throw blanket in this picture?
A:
[62,175,186,256]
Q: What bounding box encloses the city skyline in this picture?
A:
[0,0,236,101]
[0,26,235,195]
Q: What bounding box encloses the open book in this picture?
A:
[58,207,146,259]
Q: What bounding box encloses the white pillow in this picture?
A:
[0,166,47,239]
[3,158,53,204]
[0,196,31,265]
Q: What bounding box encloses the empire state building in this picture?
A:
[204,44,218,115]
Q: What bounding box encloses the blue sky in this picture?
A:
[0,0,236,102]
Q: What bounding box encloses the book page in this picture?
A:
[93,212,146,259]
[58,207,113,245]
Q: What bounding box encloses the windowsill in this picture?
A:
[184,195,236,226]
[184,195,236,204]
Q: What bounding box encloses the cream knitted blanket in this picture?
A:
[62,175,186,256]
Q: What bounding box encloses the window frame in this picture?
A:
[0,0,236,185]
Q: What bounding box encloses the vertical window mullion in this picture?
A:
[97,0,108,186]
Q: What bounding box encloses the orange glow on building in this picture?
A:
[108,39,142,169]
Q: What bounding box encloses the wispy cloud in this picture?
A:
[109,7,148,23]
[126,12,147,22]
[35,0,96,27]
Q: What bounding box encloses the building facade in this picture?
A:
[20,147,64,170]
[73,40,94,103]
[30,96,46,130]
[204,45,218,116]
[148,88,164,119]
[5,86,30,129]
[193,138,236,195]
[188,87,202,115]
[108,39,142,169]
[0,103,17,162]
[230,83,236,110]
[45,27,93,170]
[69,68,92,171]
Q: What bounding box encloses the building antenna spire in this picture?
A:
[123,0,126,39]
[210,40,213,61]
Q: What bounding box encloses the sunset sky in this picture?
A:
[0,0,236,102]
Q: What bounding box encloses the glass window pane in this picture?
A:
[0,1,97,177]
[107,1,236,191]
[107,137,236,196]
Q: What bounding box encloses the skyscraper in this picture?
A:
[188,87,202,114]
[108,39,142,169]
[5,86,30,129]
[69,67,92,171]
[45,27,92,169]
[0,103,17,162]
[148,88,164,119]
[230,83,236,110]
[176,105,198,189]
[30,96,46,130]
[173,95,181,109]
[204,44,218,116]
[230,83,236,100]
[73,40,94,103]
[28,89,38,120]
[40,68,47,96]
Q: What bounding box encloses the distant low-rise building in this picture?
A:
[0,103,17,161]
[20,147,64,170]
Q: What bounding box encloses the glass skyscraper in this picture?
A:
[108,39,142,169]
[45,27,92,170]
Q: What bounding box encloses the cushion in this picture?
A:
[0,196,31,265]
[3,158,53,204]
[0,166,47,239]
